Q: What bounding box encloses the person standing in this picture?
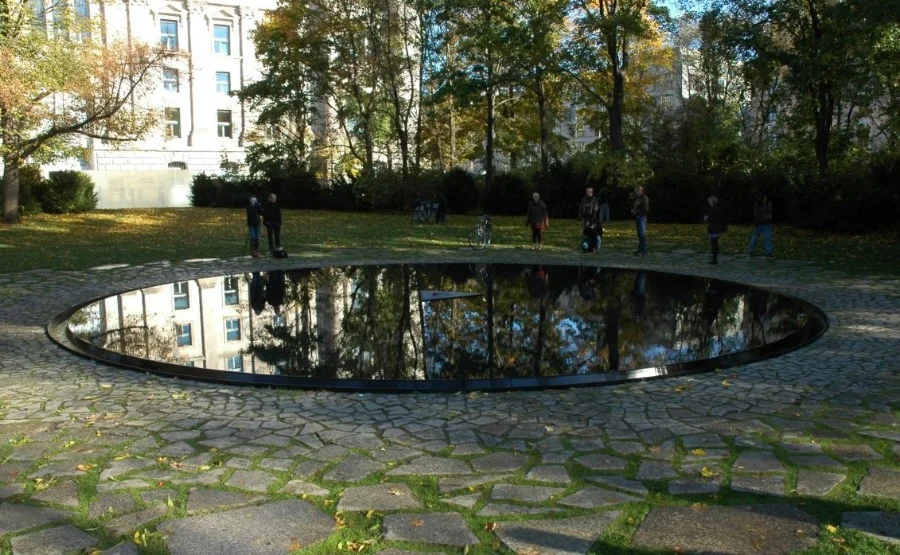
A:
[631,186,649,255]
[705,195,727,264]
[748,192,774,257]
[263,192,282,255]
[579,187,601,253]
[598,187,611,223]
[526,192,549,250]
[246,195,262,258]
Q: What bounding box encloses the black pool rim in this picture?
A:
[46,264,829,393]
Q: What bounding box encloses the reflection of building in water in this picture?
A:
[77,276,282,374]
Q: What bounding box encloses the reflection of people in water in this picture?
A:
[702,281,725,330]
[250,272,265,315]
[578,266,601,301]
[527,265,548,299]
[630,271,647,314]
[749,289,771,344]
[265,270,285,313]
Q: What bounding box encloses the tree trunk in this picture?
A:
[536,76,550,174]
[2,158,21,224]
[606,31,626,153]
[604,305,620,371]
[814,81,834,172]
[485,74,495,202]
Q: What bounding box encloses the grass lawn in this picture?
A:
[1,208,898,277]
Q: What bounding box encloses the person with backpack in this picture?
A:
[579,187,601,253]
[748,192,774,257]
[704,195,727,264]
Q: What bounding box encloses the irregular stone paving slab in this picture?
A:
[105,505,168,537]
[636,461,678,480]
[829,444,883,461]
[569,438,606,452]
[226,458,252,470]
[860,430,900,442]
[170,468,228,486]
[495,513,621,555]
[304,444,350,461]
[841,511,900,545]
[470,452,528,473]
[789,455,845,470]
[225,470,276,493]
[32,480,80,507]
[682,448,731,462]
[781,442,823,454]
[681,434,727,449]
[100,458,156,481]
[159,500,334,555]
[370,446,423,462]
[439,474,513,493]
[633,504,818,554]
[669,478,722,495]
[377,550,420,555]
[388,456,472,476]
[10,524,98,555]
[478,504,561,516]
[795,470,845,497]
[857,468,900,500]
[186,489,264,514]
[609,441,646,454]
[730,475,785,497]
[732,451,785,473]
[0,483,25,499]
[443,493,480,509]
[558,486,642,509]
[451,442,485,455]
[525,465,571,484]
[644,440,676,461]
[383,512,479,547]
[575,454,627,471]
[323,454,384,482]
[586,475,649,496]
[27,462,88,479]
[257,458,293,472]
[100,541,140,555]
[491,484,565,503]
[0,503,68,535]
[293,460,327,478]
[338,483,422,512]
[97,479,150,493]
[543,451,573,464]
[156,442,197,457]
[335,432,384,450]
[281,480,330,497]
[88,493,139,520]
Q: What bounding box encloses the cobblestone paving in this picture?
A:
[1,248,899,554]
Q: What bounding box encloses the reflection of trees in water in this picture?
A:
[83,314,180,363]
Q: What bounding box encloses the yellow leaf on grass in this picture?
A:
[691,449,706,456]
[700,467,717,478]
[76,464,95,472]
[388,487,403,496]
[484,522,498,532]
[721,380,731,387]
[410,517,425,528]
[826,524,838,534]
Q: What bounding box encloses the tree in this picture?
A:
[1,0,170,223]
[235,0,328,178]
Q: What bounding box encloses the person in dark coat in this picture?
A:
[526,192,549,250]
[704,195,726,264]
[631,186,649,255]
[246,195,262,258]
[748,192,774,257]
[262,193,282,254]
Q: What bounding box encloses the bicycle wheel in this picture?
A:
[468,227,488,250]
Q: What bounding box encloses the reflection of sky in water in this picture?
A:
[66,264,815,381]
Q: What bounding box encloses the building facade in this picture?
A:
[51,0,277,174]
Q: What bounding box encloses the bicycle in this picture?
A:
[468,215,492,250]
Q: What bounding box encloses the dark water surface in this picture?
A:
[55,264,826,390]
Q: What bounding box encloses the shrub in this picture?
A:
[41,171,98,214]
[439,168,479,214]
[189,173,218,207]
[484,173,529,215]
[17,165,45,216]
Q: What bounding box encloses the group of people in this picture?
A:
[246,193,282,258]
[525,185,774,263]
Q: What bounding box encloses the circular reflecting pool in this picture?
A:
[49,264,826,391]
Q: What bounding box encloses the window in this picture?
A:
[225,318,241,341]
[273,314,286,328]
[168,161,187,170]
[575,122,585,138]
[173,281,190,309]
[217,110,232,138]
[176,323,192,346]
[215,72,231,94]
[213,24,231,55]
[74,0,89,17]
[160,19,179,50]
[165,108,181,138]
[225,355,243,371]
[163,68,179,92]
[223,276,239,305]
